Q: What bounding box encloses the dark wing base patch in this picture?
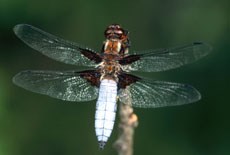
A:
[118,72,141,89]
[79,70,101,87]
[119,55,141,65]
[80,50,102,63]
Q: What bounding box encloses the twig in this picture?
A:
[113,90,138,155]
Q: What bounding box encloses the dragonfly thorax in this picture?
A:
[99,55,121,82]
[104,40,122,55]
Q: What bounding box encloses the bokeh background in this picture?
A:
[0,0,229,155]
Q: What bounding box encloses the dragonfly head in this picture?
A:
[104,24,129,41]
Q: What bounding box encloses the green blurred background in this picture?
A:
[0,0,229,155]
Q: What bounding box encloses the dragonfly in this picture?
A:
[13,24,211,149]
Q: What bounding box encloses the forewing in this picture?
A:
[120,42,211,72]
[118,79,201,108]
[14,24,102,66]
[13,70,99,102]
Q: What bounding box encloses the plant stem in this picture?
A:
[113,103,138,155]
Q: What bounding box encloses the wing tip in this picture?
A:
[193,41,213,54]
[12,70,31,86]
[13,24,25,35]
[13,24,33,36]
[184,83,202,104]
[12,71,23,86]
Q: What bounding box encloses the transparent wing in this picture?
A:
[14,24,101,66]
[13,70,99,102]
[123,42,211,72]
[118,79,201,108]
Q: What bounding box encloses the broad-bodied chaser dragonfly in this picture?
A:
[13,24,211,149]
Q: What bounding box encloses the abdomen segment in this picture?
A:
[95,79,117,149]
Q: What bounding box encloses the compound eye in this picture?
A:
[106,30,112,34]
[115,30,123,35]
[104,29,112,36]
[109,24,118,29]
[115,24,121,29]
